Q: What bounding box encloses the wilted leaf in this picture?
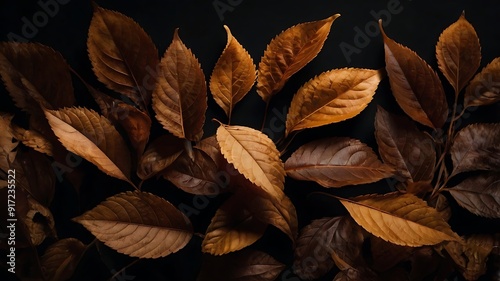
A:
[216,124,285,199]
[447,173,500,218]
[44,107,132,183]
[370,235,413,272]
[88,6,159,110]
[465,57,500,107]
[137,134,184,180]
[74,191,193,258]
[197,249,285,281]
[41,238,86,281]
[450,123,500,175]
[286,68,383,136]
[257,14,340,102]
[210,25,256,118]
[0,113,18,172]
[375,106,436,182]
[285,137,393,187]
[380,21,448,128]
[445,234,494,280]
[436,12,481,94]
[153,29,207,141]
[338,192,460,246]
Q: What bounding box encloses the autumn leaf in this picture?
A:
[370,235,413,272]
[152,29,207,141]
[41,238,86,281]
[285,137,393,187]
[428,194,452,222]
[257,14,340,102]
[444,235,494,280]
[88,6,159,110]
[436,12,481,94]
[286,68,383,136]
[332,267,379,281]
[210,25,256,119]
[0,113,18,172]
[338,192,460,246]
[450,123,500,176]
[137,134,184,180]
[10,123,54,157]
[465,57,500,107]
[73,191,193,258]
[380,21,448,128]
[44,107,132,183]
[447,173,500,218]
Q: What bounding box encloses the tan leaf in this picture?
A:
[44,107,132,183]
[88,6,159,110]
[286,68,383,136]
[41,238,86,281]
[450,123,500,175]
[444,234,494,280]
[0,113,18,172]
[447,173,500,218]
[137,134,184,180]
[11,124,53,157]
[216,124,285,198]
[257,14,340,102]
[210,25,256,118]
[339,192,460,246]
[152,29,207,141]
[436,12,481,94]
[285,137,393,187]
[380,21,448,128]
[370,235,413,272]
[375,106,436,182]
[73,191,193,258]
[465,57,500,107]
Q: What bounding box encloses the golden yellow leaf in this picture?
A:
[285,68,383,136]
[257,14,340,102]
[73,191,193,258]
[465,57,500,108]
[210,25,256,119]
[41,238,86,281]
[339,193,460,247]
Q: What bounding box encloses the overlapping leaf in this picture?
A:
[465,57,500,107]
[10,124,54,157]
[0,113,18,172]
[137,134,184,180]
[444,235,494,280]
[41,238,86,281]
[370,235,413,272]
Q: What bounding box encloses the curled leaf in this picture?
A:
[41,238,86,281]
[137,134,184,180]
[445,235,494,280]
[11,124,54,157]
[465,57,500,107]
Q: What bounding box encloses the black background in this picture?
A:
[1,0,500,280]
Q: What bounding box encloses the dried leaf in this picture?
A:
[380,21,448,128]
[0,113,18,172]
[436,12,481,94]
[285,137,393,188]
[447,173,500,218]
[444,234,494,280]
[210,25,256,118]
[450,123,500,175]
[333,267,379,281]
[10,124,53,157]
[41,238,86,281]
[152,29,207,141]
[330,217,367,270]
[370,235,413,272]
[428,193,452,222]
[375,106,436,182]
[137,134,184,180]
[73,191,193,258]
[257,14,340,102]
[44,107,132,183]
[465,57,500,107]
[339,192,460,246]
[88,6,159,109]
[285,68,383,136]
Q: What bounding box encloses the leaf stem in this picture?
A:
[107,259,140,281]
[260,100,271,132]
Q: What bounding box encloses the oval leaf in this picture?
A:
[41,238,86,281]
[380,21,448,128]
[256,14,340,102]
[465,57,500,108]
[137,134,184,180]
[73,191,193,258]
[285,137,393,187]
[286,68,382,136]
[339,193,460,247]
[152,29,207,141]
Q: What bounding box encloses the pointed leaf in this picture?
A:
[339,192,460,246]
[465,57,500,107]
[41,238,86,281]
[137,134,184,180]
[10,124,54,157]
[210,25,256,118]
[152,29,207,141]
[286,68,383,136]
[436,12,481,94]
[285,137,393,187]
[73,191,193,258]
[380,22,448,128]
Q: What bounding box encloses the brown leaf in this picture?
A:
[285,68,383,136]
[436,12,481,94]
[41,238,86,281]
[370,235,413,272]
[210,25,256,118]
[465,57,500,108]
[375,106,436,182]
[450,123,500,175]
[197,249,285,281]
[444,234,494,280]
[339,192,460,247]
[380,21,448,128]
[10,124,54,157]
[44,107,132,183]
[333,267,379,281]
[137,134,184,180]
[285,137,393,188]
[428,193,452,222]
[257,14,340,102]
[330,217,367,271]
[152,29,207,141]
[0,113,19,172]
[73,191,193,258]
[447,173,500,218]
[88,6,159,110]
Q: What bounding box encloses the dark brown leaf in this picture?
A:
[370,235,413,272]
[41,238,86,281]
[0,113,19,172]
[428,193,452,221]
[445,234,494,281]
[465,57,500,108]
[137,134,184,180]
